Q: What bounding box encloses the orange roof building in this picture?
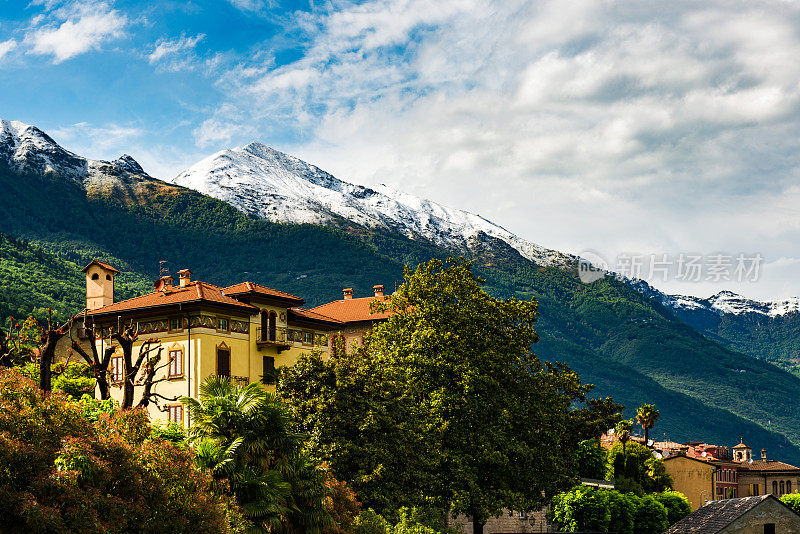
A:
[74,261,343,427]
[310,284,394,350]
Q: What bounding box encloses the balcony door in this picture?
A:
[217,345,231,378]
[269,311,277,341]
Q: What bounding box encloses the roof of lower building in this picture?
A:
[88,281,258,316]
[310,296,393,323]
[739,460,800,472]
[287,307,343,328]
[666,495,775,534]
[222,282,304,305]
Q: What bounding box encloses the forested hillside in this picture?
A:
[2,160,800,463]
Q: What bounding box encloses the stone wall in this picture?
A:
[446,508,553,534]
[719,498,800,534]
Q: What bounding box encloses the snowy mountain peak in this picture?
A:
[630,279,800,318]
[0,118,151,187]
[171,142,571,266]
[113,154,145,175]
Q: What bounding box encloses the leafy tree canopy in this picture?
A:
[280,257,621,534]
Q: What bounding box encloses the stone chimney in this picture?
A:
[178,268,192,288]
[373,284,384,297]
[762,448,767,461]
[82,260,118,311]
[343,288,353,300]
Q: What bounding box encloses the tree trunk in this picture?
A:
[470,507,485,534]
[39,328,66,393]
[644,427,649,445]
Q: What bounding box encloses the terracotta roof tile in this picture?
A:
[739,460,800,472]
[223,282,304,304]
[666,495,772,534]
[288,307,343,325]
[81,260,119,273]
[88,281,257,316]
[310,296,393,323]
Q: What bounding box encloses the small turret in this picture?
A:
[82,260,119,311]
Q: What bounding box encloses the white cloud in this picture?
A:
[148,33,205,72]
[200,0,800,298]
[227,0,274,14]
[27,1,127,63]
[0,39,17,61]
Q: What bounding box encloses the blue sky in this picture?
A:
[1,0,799,299]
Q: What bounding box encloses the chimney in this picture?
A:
[762,448,767,461]
[82,260,118,311]
[178,268,192,288]
[343,288,353,300]
[373,284,384,297]
[154,275,174,292]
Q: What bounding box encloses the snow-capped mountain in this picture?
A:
[630,279,800,318]
[0,119,150,188]
[171,142,572,266]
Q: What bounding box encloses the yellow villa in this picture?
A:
[77,260,342,426]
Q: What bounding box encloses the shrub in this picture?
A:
[654,490,692,525]
[781,492,800,514]
[0,368,232,533]
[354,509,390,534]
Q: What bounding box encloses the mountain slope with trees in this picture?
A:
[2,134,800,463]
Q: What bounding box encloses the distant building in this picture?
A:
[666,494,800,534]
[310,285,393,350]
[663,455,718,511]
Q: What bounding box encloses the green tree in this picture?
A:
[607,442,672,495]
[182,376,335,533]
[653,490,692,525]
[281,258,621,534]
[576,439,608,480]
[615,419,633,456]
[636,404,660,445]
[631,494,669,534]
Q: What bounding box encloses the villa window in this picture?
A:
[168,349,183,378]
[788,481,793,493]
[773,481,778,495]
[167,404,184,426]
[169,317,183,332]
[781,481,785,495]
[110,355,124,384]
[303,331,313,345]
[217,317,229,333]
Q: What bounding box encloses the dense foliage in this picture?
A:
[280,259,621,533]
[0,369,232,534]
[606,442,672,495]
[182,376,358,533]
[550,485,685,534]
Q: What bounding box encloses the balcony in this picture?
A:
[255,326,291,353]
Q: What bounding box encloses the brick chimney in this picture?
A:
[762,448,767,461]
[178,268,192,288]
[154,275,174,292]
[343,288,353,300]
[373,284,384,297]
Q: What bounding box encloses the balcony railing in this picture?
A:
[255,326,291,353]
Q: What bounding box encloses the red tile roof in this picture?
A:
[88,281,258,316]
[739,460,800,472]
[310,296,393,323]
[288,307,343,326]
[223,282,304,304]
[81,260,119,273]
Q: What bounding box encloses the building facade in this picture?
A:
[76,261,342,426]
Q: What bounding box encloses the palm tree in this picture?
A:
[636,404,660,446]
[615,419,633,456]
[182,376,299,532]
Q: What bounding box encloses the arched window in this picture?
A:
[773,481,778,494]
[781,481,786,495]
[788,481,793,493]
[106,274,111,280]
[91,273,99,280]
[269,311,277,341]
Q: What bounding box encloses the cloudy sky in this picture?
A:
[1,0,799,299]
